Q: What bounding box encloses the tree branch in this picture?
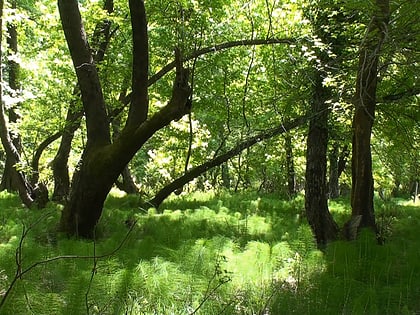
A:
[58,0,110,147]
[148,114,308,208]
[148,37,295,86]
[125,0,149,128]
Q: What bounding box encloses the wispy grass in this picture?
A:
[0,190,419,314]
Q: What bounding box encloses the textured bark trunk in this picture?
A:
[52,108,82,202]
[53,0,113,202]
[305,72,339,247]
[0,0,37,207]
[58,0,192,237]
[351,109,377,229]
[348,0,389,235]
[59,148,123,237]
[1,2,22,192]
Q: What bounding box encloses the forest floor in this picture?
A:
[0,190,419,315]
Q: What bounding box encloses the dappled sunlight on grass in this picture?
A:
[0,191,419,314]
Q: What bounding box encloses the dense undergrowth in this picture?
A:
[0,190,419,314]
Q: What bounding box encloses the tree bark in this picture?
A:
[51,107,82,202]
[58,0,192,236]
[328,142,340,199]
[52,0,113,202]
[0,1,34,207]
[284,134,296,197]
[305,72,339,247]
[303,4,343,247]
[149,116,307,209]
[349,0,389,234]
[1,0,22,192]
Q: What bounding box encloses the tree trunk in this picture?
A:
[284,134,296,197]
[1,1,22,192]
[115,165,138,194]
[328,143,340,199]
[52,0,113,202]
[58,0,192,237]
[31,131,62,184]
[52,108,82,202]
[0,1,34,207]
[348,0,389,234]
[149,116,307,209]
[305,72,339,247]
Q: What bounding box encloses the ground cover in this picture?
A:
[0,190,419,314]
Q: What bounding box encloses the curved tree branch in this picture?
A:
[148,114,308,209]
[148,37,295,86]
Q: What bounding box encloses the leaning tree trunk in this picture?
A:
[348,0,389,236]
[149,116,307,209]
[52,107,82,201]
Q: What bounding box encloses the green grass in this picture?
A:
[0,190,419,314]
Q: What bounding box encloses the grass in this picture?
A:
[0,190,419,314]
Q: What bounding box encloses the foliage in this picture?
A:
[1,191,419,314]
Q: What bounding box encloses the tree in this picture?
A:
[348,0,390,236]
[57,0,193,237]
[0,0,40,207]
[303,1,344,247]
[52,0,114,202]
[0,0,21,192]
[56,0,299,237]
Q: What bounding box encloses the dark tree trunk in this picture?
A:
[305,72,339,247]
[149,116,307,209]
[58,0,191,237]
[348,0,389,235]
[0,2,34,207]
[115,165,138,194]
[52,108,82,202]
[31,131,62,184]
[328,143,340,199]
[1,2,22,192]
[52,0,113,202]
[303,3,345,247]
[284,134,296,197]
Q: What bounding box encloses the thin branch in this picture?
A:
[148,38,295,86]
[0,214,138,311]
